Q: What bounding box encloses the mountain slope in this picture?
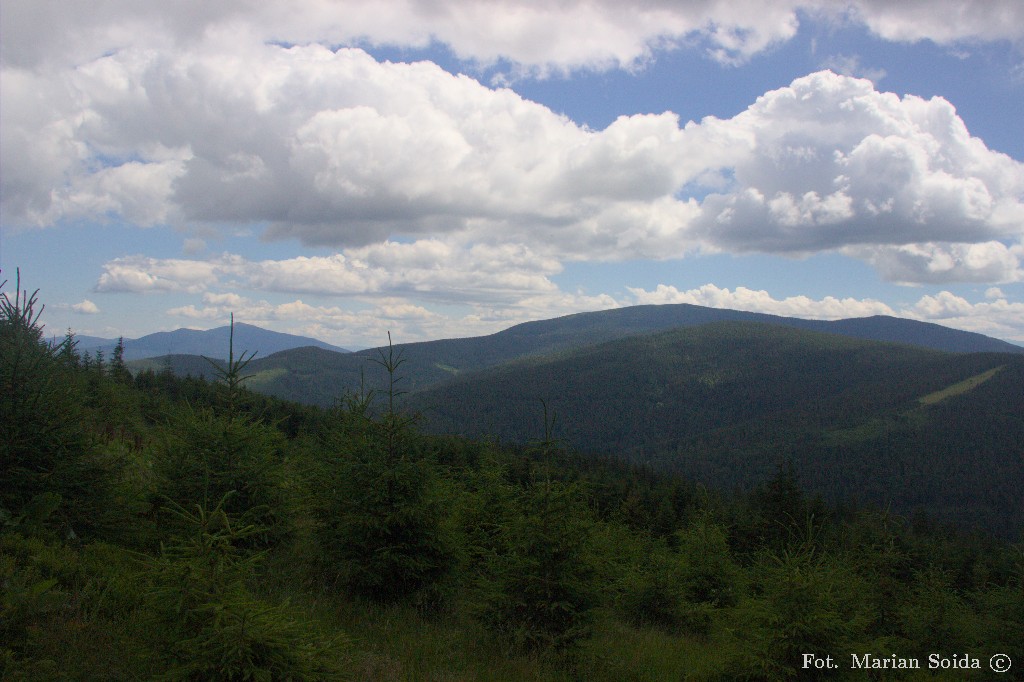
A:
[142,303,1022,406]
[79,322,349,361]
[409,321,1007,449]
[476,304,1024,355]
[407,322,1024,535]
[821,315,1023,353]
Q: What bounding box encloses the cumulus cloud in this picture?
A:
[94,240,564,304]
[686,71,1024,260]
[96,242,1024,344]
[6,41,1021,283]
[629,283,896,319]
[248,241,568,302]
[3,43,702,259]
[4,4,1023,294]
[845,0,1024,45]
[629,282,1024,343]
[52,299,101,315]
[4,1,1020,75]
[0,1,799,74]
[70,299,100,314]
[848,241,1024,284]
[909,290,1024,341]
[819,54,886,83]
[95,256,221,293]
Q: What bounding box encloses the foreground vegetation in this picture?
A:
[3,275,1023,680]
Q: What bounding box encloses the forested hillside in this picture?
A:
[131,303,1022,407]
[413,323,1024,536]
[4,278,1023,680]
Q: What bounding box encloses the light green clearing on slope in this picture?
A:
[244,367,288,388]
[823,365,1004,446]
[917,366,1004,406]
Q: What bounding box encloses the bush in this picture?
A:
[315,411,451,601]
[474,475,595,652]
[151,407,291,548]
[142,496,342,679]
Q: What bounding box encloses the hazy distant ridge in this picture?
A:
[75,322,349,361]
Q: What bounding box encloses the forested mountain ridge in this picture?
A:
[126,309,1024,534]
[409,322,1024,535]
[133,302,1022,406]
[489,304,1024,355]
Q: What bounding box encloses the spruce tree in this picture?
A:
[314,334,450,601]
[474,402,595,651]
[143,494,341,679]
[0,271,115,537]
[152,315,289,547]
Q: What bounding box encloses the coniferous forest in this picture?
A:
[3,275,1023,680]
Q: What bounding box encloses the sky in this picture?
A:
[2,1,1024,349]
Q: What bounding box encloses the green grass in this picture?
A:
[576,613,733,681]
[822,417,899,446]
[917,365,1004,405]
[243,367,288,389]
[253,541,738,682]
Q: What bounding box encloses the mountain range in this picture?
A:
[408,321,1024,534]
[73,322,349,361]
[126,304,1024,535]
[132,303,1021,404]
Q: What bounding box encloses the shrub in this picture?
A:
[142,496,342,679]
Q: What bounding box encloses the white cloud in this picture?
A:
[95,242,1024,344]
[629,282,1024,344]
[4,43,699,258]
[94,240,564,304]
[95,256,221,293]
[4,7,1023,293]
[848,241,1023,284]
[909,290,1024,342]
[150,276,1024,347]
[7,43,1020,283]
[71,299,100,314]
[845,0,1024,45]
[4,1,1020,75]
[0,1,799,74]
[686,71,1024,259]
[629,283,896,319]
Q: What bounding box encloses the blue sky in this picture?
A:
[2,1,1023,348]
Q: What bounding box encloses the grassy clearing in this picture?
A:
[917,366,1004,405]
[243,366,288,388]
[824,364,1006,446]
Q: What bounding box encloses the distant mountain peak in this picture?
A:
[75,323,350,361]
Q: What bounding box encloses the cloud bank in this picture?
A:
[4,1,1021,73]
[5,40,1023,284]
